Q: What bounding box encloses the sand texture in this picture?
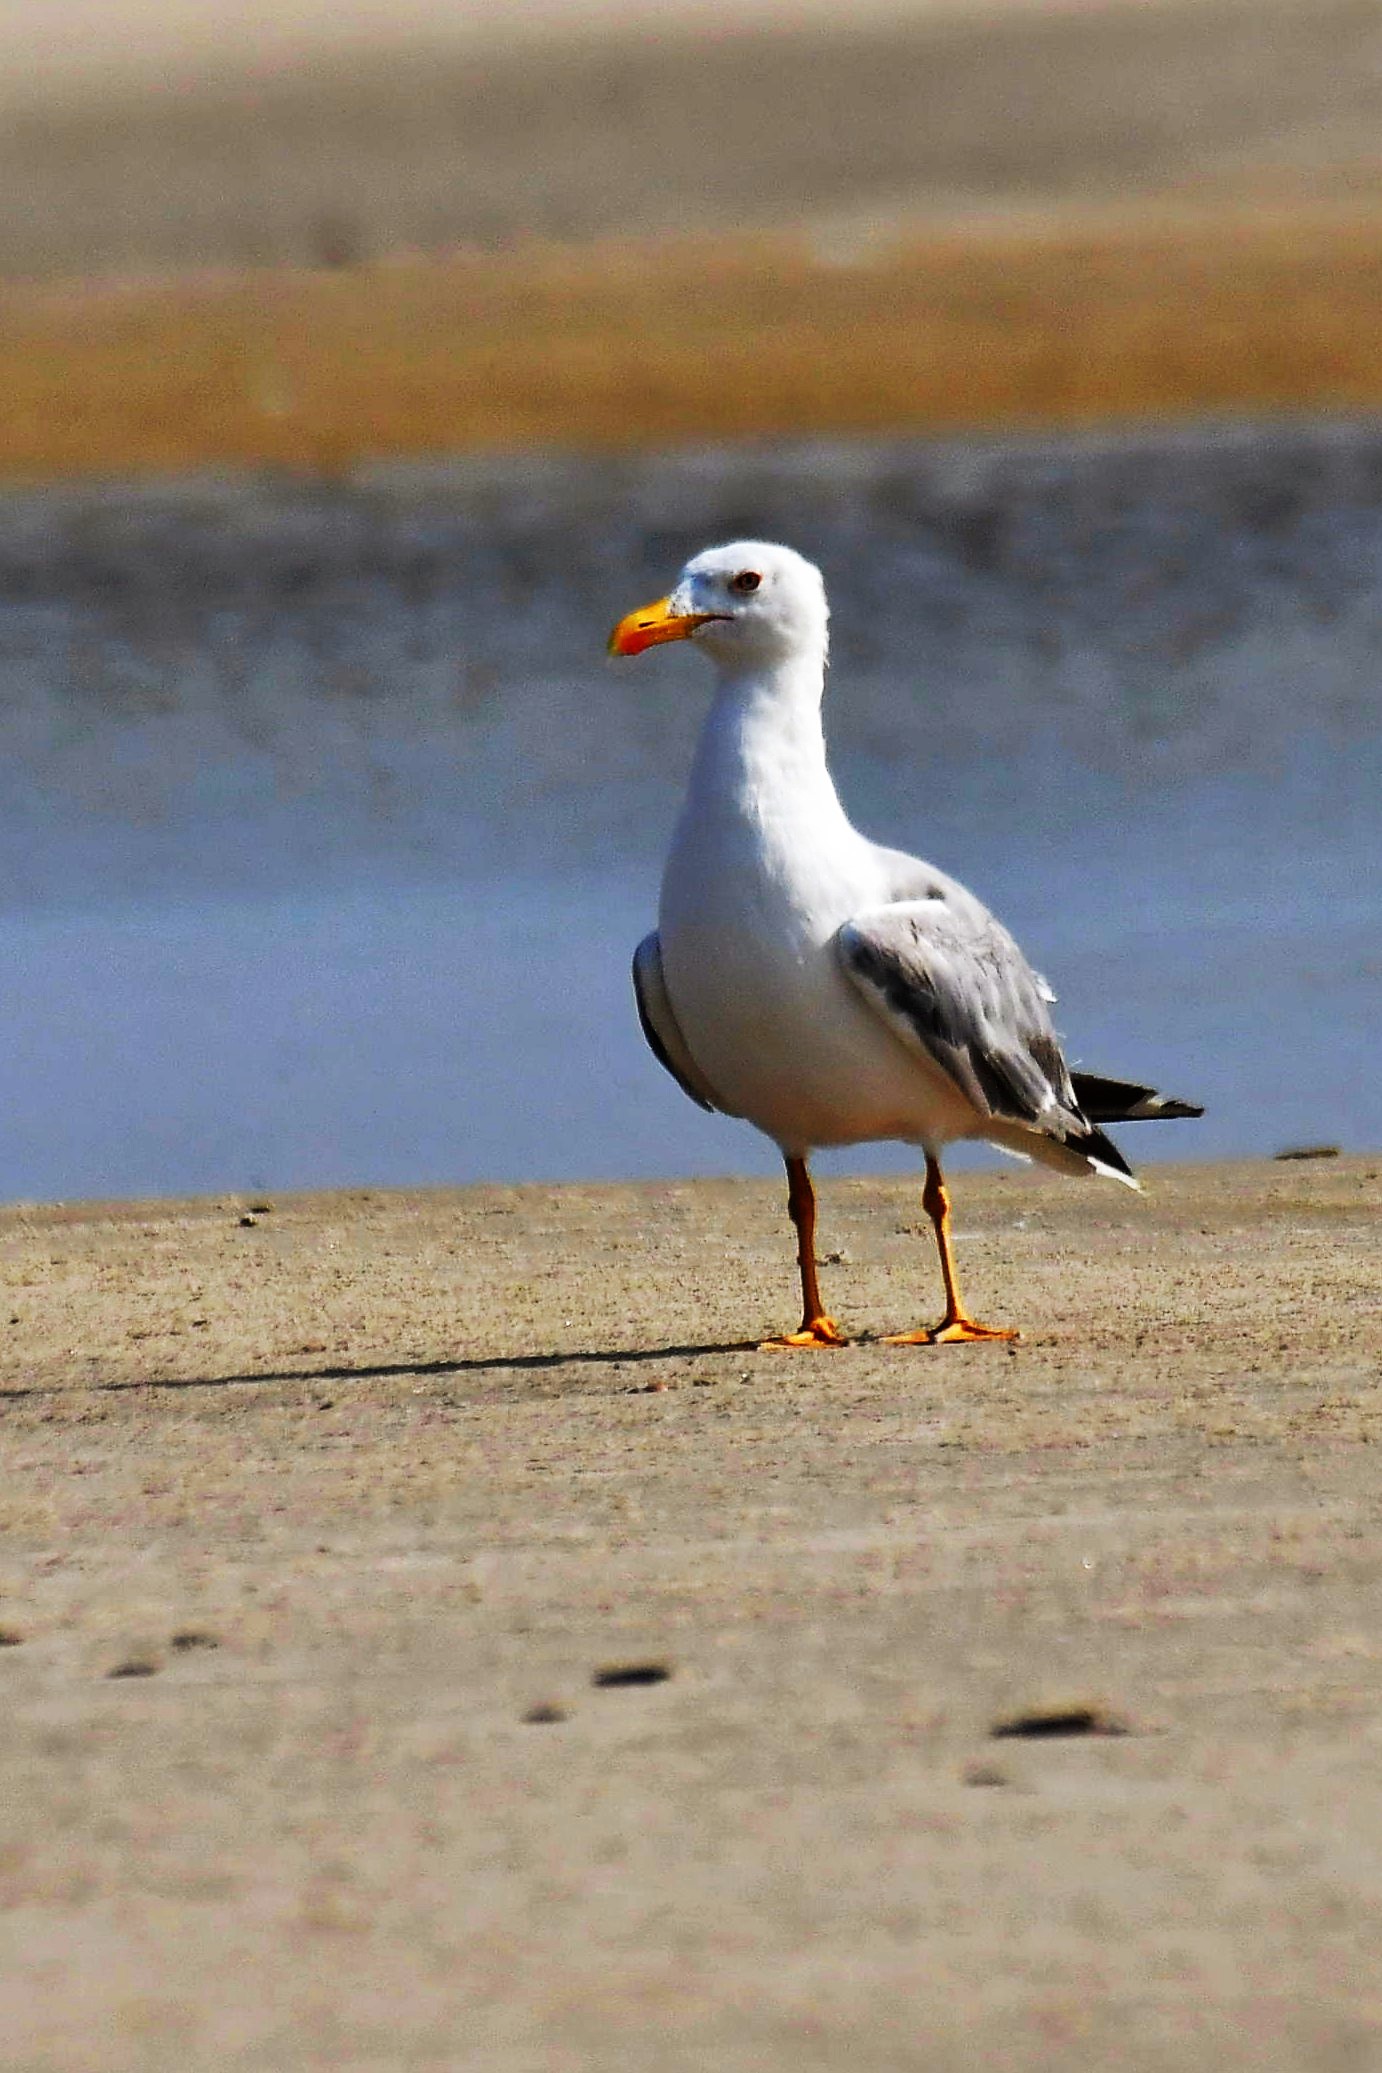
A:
[1,1155,1380,2067]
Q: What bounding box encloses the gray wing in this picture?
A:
[859,850,1198,1145]
[870,844,1062,1001]
[632,931,730,1116]
[835,888,1088,1141]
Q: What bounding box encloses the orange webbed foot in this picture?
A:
[883,1318,1019,1345]
[760,1316,849,1350]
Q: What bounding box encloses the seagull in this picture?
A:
[610,542,1202,1347]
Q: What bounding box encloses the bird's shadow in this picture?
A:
[0,1339,760,1401]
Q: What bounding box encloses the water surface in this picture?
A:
[1,425,1378,1200]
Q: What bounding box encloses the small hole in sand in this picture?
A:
[991,1704,1129,1739]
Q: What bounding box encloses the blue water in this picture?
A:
[0,426,1378,1201]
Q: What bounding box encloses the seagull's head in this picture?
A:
[608,541,829,671]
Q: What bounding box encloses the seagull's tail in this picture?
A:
[985,1117,1141,1189]
[978,1074,1202,1189]
[1069,1073,1204,1125]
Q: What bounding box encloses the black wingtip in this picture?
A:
[1070,1072,1204,1125]
[1075,1123,1137,1181]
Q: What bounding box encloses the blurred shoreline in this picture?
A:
[2,0,1379,1199]
[3,0,1378,282]
[9,204,1382,480]
[3,0,1382,480]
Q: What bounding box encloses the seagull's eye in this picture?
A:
[730,570,761,595]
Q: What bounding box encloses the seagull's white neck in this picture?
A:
[687,645,846,830]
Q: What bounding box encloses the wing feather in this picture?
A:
[837,896,1083,1138]
[863,853,1199,1145]
[1069,1071,1203,1123]
[631,932,729,1115]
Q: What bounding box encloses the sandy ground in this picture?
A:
[0,1154,1379,2068]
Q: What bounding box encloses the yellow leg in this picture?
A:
[761,1155,848,1349]
[884,1155,1019,1345]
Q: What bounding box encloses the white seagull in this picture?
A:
[610,541,1201,1347]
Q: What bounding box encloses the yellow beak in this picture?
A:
[607,595,725,657]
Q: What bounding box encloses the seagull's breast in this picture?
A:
[657,746,964,1153]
